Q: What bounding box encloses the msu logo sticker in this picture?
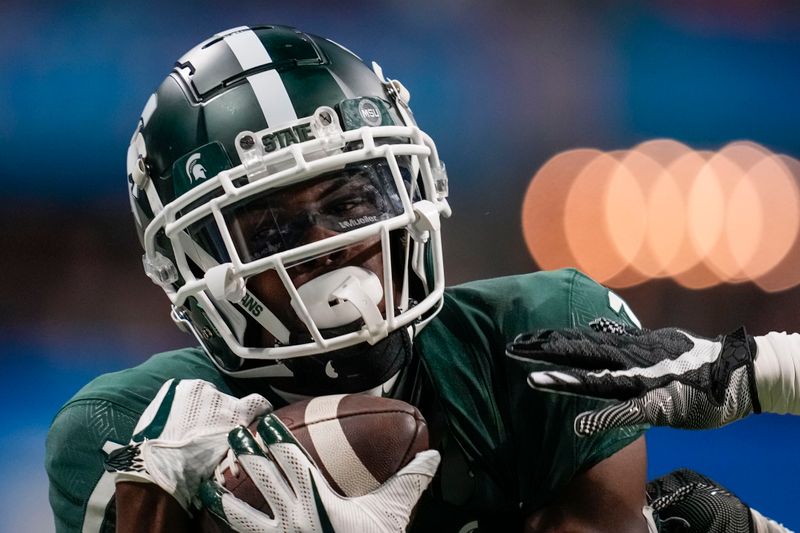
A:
[358,99,382,126]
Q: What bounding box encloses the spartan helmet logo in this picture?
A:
[186,153,207,183]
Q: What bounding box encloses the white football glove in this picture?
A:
[200,414,441,533]
[104,378,272,511]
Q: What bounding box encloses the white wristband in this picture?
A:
[753,332,800,415]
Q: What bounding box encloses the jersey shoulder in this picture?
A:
[440,267,640,335]
[420,268,641,405]
[46,347,228,532]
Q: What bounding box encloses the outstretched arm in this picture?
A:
[506,319,800,437]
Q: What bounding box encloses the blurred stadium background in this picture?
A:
[2,0,800,530]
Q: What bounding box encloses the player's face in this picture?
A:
[227,164,403,337]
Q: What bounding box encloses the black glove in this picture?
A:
[647,469,789,533]
[506,318,761,437]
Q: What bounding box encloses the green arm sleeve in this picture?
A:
[46,400,138,533]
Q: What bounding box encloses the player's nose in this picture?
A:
[303,222,340,243]
[293,223,346,274]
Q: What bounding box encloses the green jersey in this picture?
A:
[46,269,644,532]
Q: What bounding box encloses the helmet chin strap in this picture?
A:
[275,326,413,396]
[270,370,402,405]
[291,266,387,341]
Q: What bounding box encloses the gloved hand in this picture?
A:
[200,414,441,532]
[104,378,271,511]
[506,318,760,437]
[647,469,789,533]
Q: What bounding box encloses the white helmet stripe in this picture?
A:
[214,26,250,39]
[223,28,271,70]
[223,28,298,126]
[141,93,158,127]
[247,70,298,125]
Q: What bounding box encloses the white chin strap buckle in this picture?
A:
[204,263,246,303]
[292,267,386,340]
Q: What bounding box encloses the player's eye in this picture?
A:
[325,196,362,216]
[248,224,285,259]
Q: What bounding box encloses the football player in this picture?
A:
[46,25,654,532]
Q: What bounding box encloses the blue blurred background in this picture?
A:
[2,1,800,530]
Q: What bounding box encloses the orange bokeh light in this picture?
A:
[565,153,641,283]
[616,148,683,279]
[754,154,800,292]
[739,153,799,280]
[521,149,602,271]
[522,139,800,292]
[661,150,710,278]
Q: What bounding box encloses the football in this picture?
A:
[197,394,429,531]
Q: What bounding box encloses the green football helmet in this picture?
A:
[127,25,450,380]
